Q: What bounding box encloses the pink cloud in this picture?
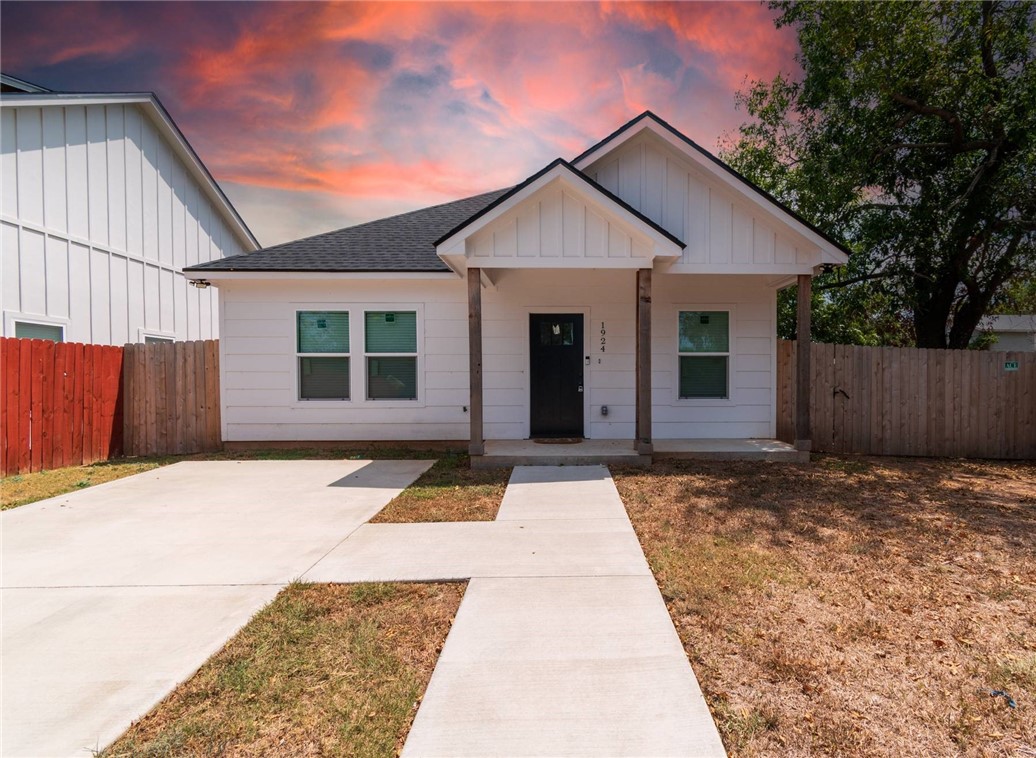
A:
[1,1,800,244]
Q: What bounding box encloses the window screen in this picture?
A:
[678,311,729,399]
[297,311,349,400]
[365,311,416,353]
[365,311,417,400]
[15,322,63,342]
[298,311,349,353]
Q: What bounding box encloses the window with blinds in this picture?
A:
[297,311,350,400]
[365,311,417,400]
[678,311,729,399]
[14,321,64,342]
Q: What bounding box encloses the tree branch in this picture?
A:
[889,93,965,145]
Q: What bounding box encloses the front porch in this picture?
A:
[471,438,803,468]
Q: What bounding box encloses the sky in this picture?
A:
[1,1,800,248]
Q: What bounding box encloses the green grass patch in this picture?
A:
[103,581,464,758]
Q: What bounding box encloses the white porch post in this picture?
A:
[635,268,653,454]
[468,267,485,456]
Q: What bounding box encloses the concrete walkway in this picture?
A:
[306,466,726,756]
[1,459,431,758]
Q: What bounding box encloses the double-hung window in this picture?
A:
[297,311,350,400]
[365,311,417,400]
[678,311,729,399]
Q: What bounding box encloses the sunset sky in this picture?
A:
[1,1,799,247]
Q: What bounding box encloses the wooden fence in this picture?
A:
[122,340,221,457]
[778,340,1035,459]
[1,337,124,475]
[1,338,220,475]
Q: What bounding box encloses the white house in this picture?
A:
[983,315,1036,352]
[185,112,848,462]
[1,73,258,345]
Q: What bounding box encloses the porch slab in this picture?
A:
[473,439,650,469]
[654,438,808,462]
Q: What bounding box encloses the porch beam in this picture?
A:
[635,268,653,454]
[468,267,484,456]
[795,273,812,452]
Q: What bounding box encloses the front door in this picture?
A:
[529,314,584,438]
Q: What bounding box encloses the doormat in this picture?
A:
[532,438,583,444]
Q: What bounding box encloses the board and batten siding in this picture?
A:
[587,133,818,272]
[468,183,654,265]
[1,103,246,345]
[218,272,776,442]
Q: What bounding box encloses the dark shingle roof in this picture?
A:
[186,189,509,273]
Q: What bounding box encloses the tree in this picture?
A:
[723,1,1036,348]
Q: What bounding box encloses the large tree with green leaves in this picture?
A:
[723,0,1035,349]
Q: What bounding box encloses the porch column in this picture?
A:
[635,268,653,454]
[795,274,812,452]
[467,267,485,456]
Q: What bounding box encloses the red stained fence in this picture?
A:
[1,338,124,476]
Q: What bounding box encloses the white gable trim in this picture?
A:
[573,115,849,267]
[1,92,260,252]
[436,162,683,271]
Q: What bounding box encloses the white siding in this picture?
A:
[0,102,246,344]
[588,134,821,272]
[468,182,652,266]
[218,272,776,442]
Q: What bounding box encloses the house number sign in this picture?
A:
[600,322,607,352]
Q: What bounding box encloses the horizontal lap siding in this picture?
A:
[0,104,244,344]
[220,272,778,443]
[651,275,776,439]
[220,279,472,441]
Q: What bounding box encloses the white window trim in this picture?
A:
[287,303,426,409]
[137,327,176,344]
[673,304,736,406]
[4,311,69,341]
[364,308,421,404]
[294,309,352,403]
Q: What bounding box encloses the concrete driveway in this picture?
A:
[1,459,431,758]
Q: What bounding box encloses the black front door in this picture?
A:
[529,314,584,438]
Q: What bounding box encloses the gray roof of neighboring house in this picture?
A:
[186,189,509,273]
[985,315,1036,332]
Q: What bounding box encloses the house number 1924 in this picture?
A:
[600,322,607,353]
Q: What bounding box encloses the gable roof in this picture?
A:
[187,189,508,273]
[434,158,685,251]
[573,110,852,261]
[0,87,259,251]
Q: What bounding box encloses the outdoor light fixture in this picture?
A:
[189,279,211,289]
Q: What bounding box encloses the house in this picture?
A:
[1,73,258,345]
[983,315,1036,352]
[185,112,848,462]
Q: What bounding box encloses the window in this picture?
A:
[144,335,173,345]
[297,311,350,400]
[678,311,729,399]
[365,311,417,400]
[15,321,63,342]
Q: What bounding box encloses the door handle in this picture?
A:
[577,384,584,393]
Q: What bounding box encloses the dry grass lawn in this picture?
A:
[104,582,464,758]
[614,455,1036,757]
[371,453,510,522]
[1,460,164,510]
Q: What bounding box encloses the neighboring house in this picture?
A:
[185,111,848,455]
[984,315,1036,352]
[1,73,258,345]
